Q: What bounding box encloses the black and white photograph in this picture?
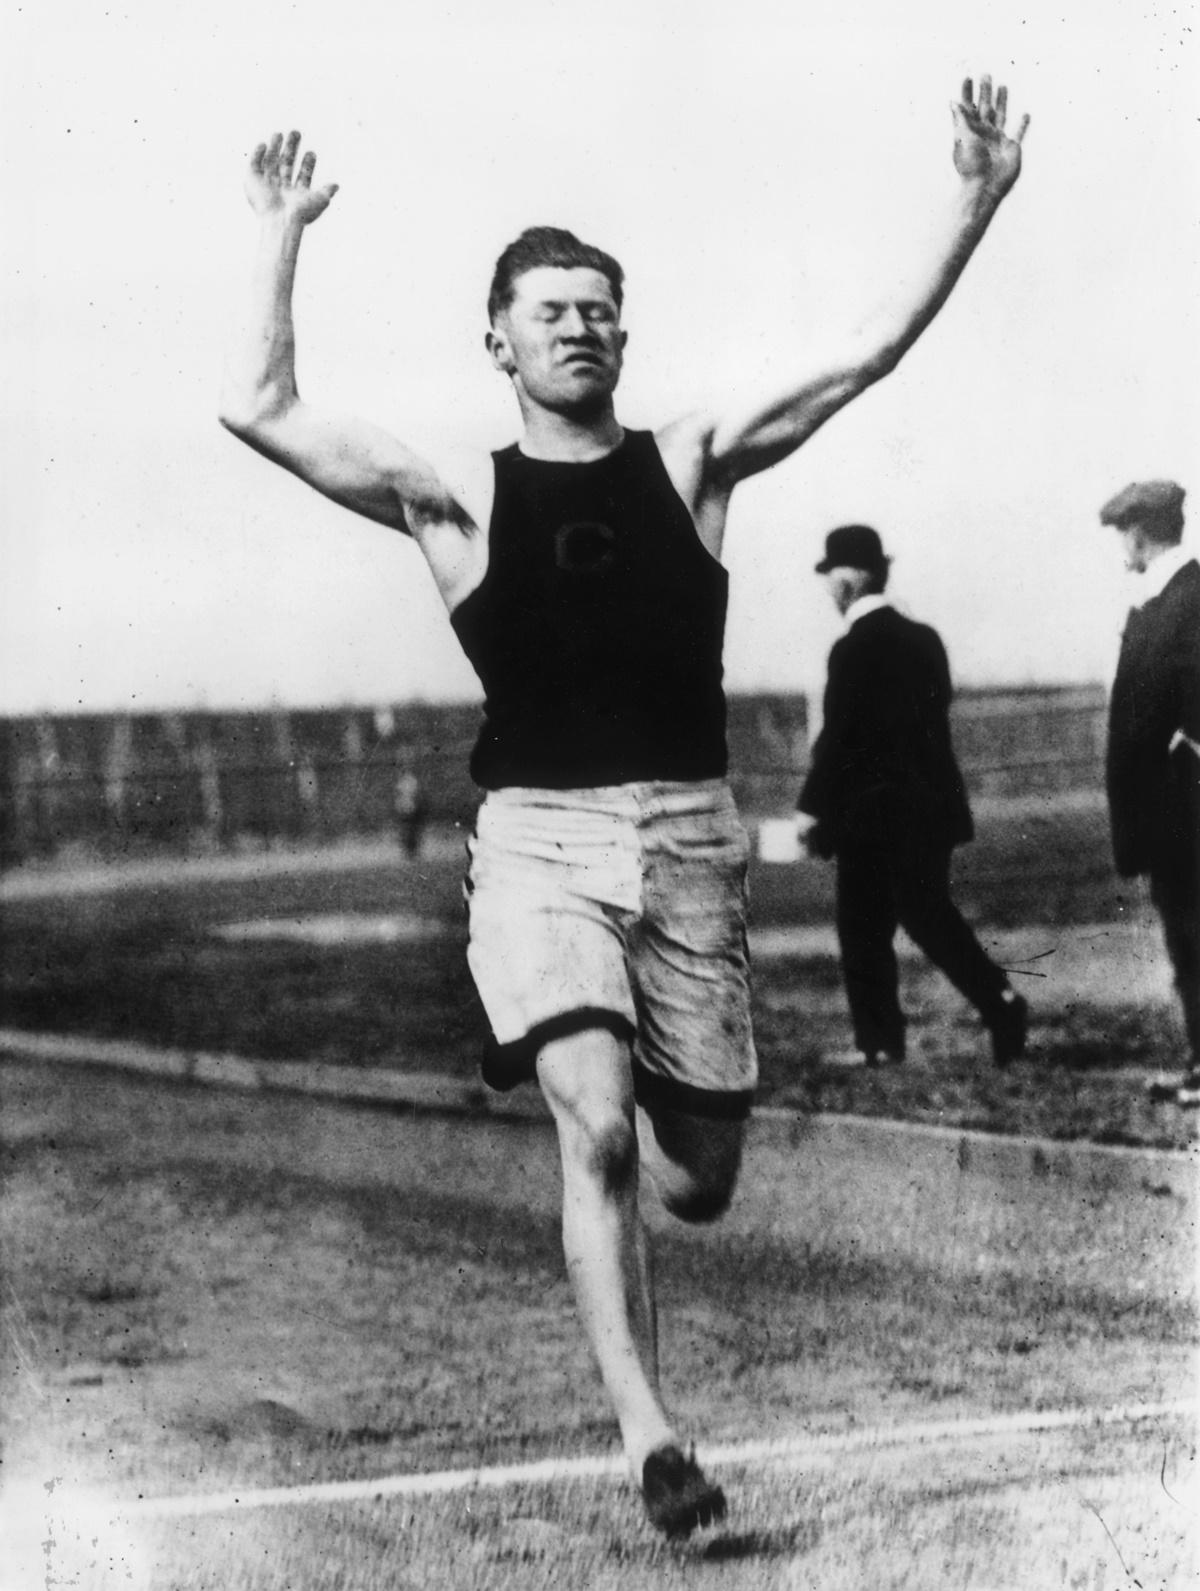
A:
[2,1,1196,1586]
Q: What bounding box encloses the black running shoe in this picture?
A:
[989,992,1029,1067]
[640,1445,727,1537]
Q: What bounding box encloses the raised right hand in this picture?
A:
[244,130,339,224]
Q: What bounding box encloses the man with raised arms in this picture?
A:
[220,76,1029,1536]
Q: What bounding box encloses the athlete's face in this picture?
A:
[486,266,626,415]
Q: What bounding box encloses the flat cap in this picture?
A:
[1099,480,1186,532]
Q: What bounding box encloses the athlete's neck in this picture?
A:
[516,404,625,463]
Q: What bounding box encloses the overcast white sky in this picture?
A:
[4,0,1197,715]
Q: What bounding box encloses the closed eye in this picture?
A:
[534,301,616,325]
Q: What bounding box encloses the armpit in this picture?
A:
[403,482,476,537]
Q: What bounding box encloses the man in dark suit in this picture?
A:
[1100,481,1200,1107]
[797,525,1028,1067]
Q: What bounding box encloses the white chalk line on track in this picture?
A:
[121,1398,1195,1520]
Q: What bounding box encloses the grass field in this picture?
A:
[1,792,1197,1587]
[1,795,1196,1149]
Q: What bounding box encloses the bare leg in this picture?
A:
[635,1103,744,1225]
[536,1027,674,1473]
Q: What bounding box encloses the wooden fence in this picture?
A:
[0,685,1107,866]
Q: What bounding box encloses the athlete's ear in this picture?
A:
[486,327,516,375]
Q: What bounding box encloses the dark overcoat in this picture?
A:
[1106,559,1200,878]
[798,607,974,852]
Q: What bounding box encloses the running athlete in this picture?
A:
[219,76,1029,1536]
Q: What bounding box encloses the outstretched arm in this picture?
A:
[218,131,462,538]
[703,76,1030,488]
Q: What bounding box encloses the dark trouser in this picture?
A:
[1150,857,1200,1068]
[835,839,1010,1057]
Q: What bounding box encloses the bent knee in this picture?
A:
[640,1109,743,1223]
[659,1167,737,1225]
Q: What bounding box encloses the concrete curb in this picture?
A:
[2,1027,1195,1200]
[0,1028,505,1116]
[751,1105,1196,1201]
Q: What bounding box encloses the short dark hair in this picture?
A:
[487,227,624,324]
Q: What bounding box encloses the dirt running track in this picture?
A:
[1,1059,1196,1589]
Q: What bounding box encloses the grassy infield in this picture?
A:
[0,798,1196,1587]
[2,796,1195,1148]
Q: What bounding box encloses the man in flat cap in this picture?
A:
[797,526,1028,1068]
[1100,481,1200,1106]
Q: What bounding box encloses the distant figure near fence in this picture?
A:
[392,769,428,859]
[1099,481,1200,1108]
[796,526,1029,1069]
[218,76,1029,1536]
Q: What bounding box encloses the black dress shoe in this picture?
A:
[989,992,1028,1067]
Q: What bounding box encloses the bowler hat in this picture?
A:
[814,524,889,574]
[1099,480,1186,537]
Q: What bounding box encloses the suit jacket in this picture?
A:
[1106,558,1200,878]
[798,606,974,853]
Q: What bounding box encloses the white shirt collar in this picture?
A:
[842,593,892,630]
[1129,543,1196,606]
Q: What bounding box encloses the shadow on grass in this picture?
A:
[697,1518,821,1560]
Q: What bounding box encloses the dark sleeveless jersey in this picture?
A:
[450,429,729,789]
